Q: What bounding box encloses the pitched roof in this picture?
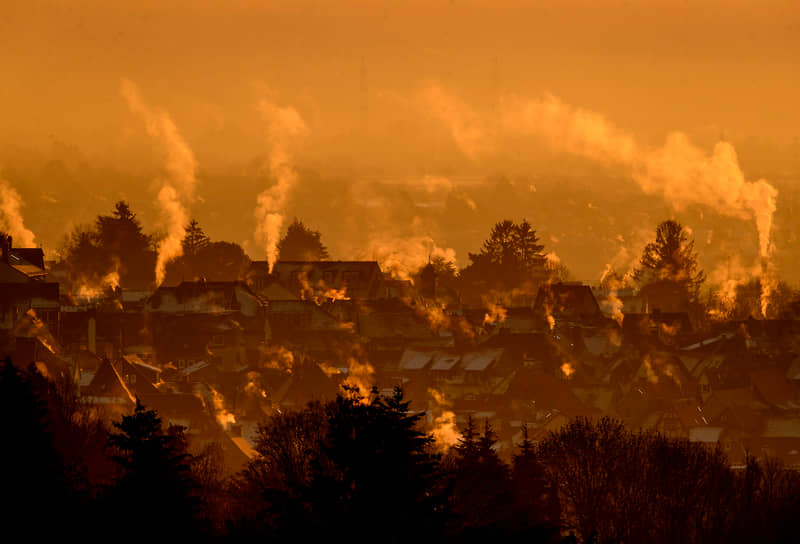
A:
[398,348,435,371]
[748,367,800,410]
[12,248,45,269]
[703,387,769,421]
[533,283,603,324]
[762,417,800,438]
[269,260,385,300]
[460,349,503,372]
[505,368,590,416]
[689,426,723,443]
[147,280,265,315]
[430,352,461,371]
[84,359,136,405]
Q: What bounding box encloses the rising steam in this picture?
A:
[424,85,778,259]
[424,85,779,315]
[366,232,457,281]
[0,179,36,247]
[121,78,198,285]
[254,98,308,272]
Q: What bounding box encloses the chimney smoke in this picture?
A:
[0,180,36,248]
[254,98,308,272]
[121,78,198,286]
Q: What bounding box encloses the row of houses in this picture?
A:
[3,236,799,468]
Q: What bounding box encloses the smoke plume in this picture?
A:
[424,85,778,261]
[254,98,308,272]
[0,179,36,247]
[121,78,198,285]
[428,388,459,450]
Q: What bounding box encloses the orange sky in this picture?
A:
[1,0,799,282]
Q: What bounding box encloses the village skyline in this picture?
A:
[3,1,800,541]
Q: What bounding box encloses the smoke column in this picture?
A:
[0,180,36,247]
[424,85,777,260]
[254,98,308,272]
[121,78,198,285]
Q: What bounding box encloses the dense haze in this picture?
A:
[2,0,800,283]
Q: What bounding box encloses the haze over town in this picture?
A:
[2,2,800,542]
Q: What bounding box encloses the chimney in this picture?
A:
[88,315,97,354]
[1,235,11,263]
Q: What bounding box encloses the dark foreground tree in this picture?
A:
[100,400,205,537]
[533,416,800,544]
[232,387,447,541]
[444,417,514,539]
[511,425,561,539]
[0,359,75,533]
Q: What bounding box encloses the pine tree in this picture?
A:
[462,219,547,293]
[514,219,546,272]
[102,400,203,536]
[633,219,705,301]
[182,219,210,257]
[511,424,562,538]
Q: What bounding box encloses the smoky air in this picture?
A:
[2,1,799,541]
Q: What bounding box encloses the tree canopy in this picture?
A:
[59,200,156,289]
[276,219,330,261]
[460,219,547,295]
[633,219,705,301]
[103,400,204,536]
[163,220,251,283]
[182,218,210,257]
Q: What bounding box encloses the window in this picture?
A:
[211,335,225,347]
[342,270,360,285]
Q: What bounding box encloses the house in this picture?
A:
[639,280,691,314]
[689,426,747,465]
[533,282,605,328]
[326,298,447,351]
[0,236,60,347]
[82,357,137,416]
[753,417,800,466]
[748,367,800,412]
[117,355,161,397]
[146,280,268,370]
[262,260,386,300]
[622,311,693,344]
[504,367,592,423]
[267,299,355,352]
[245,261,299,300]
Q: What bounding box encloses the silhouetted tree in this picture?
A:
[511,425,561,539]
[182,218,210,257]
[233,387,447,541]
[461,219,547,294]
[101,400,204,537]
[197,241,251,280]
[276,219,330,261]
[95,201,155,286]
[633,219,705,302]
[446,417,516,539]
[0,359,75,533]
[60,201,157,289]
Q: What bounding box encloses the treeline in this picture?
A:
[57,202,251,289]
[3,358,799,542]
